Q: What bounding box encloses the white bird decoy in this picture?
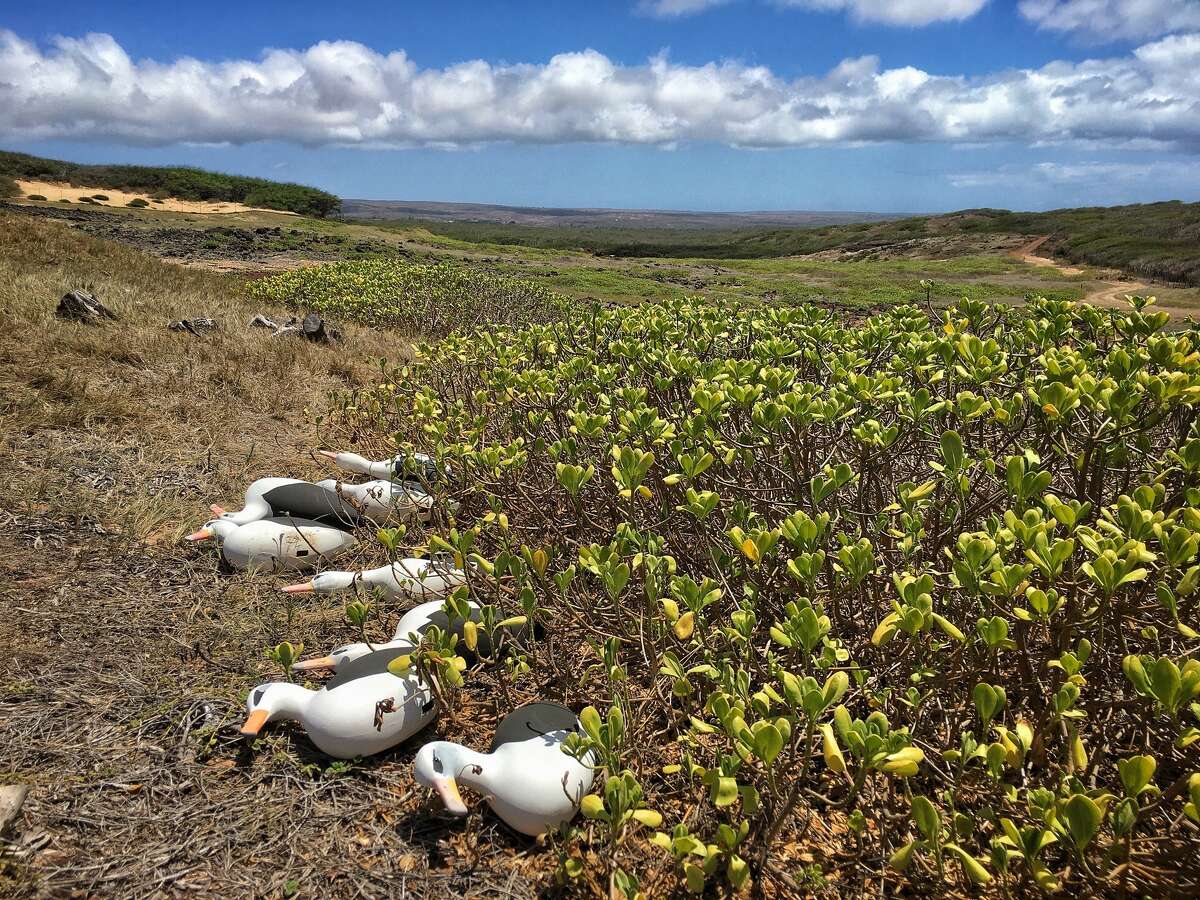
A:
[313,478,435,525]
[319,450,445,484]
[413,702,595,836]
[186,517,358,572]
[280,557,468,602]
[290,598,485,674]
[209,477,363,529]
[240,646,437,759]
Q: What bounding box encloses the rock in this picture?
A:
[168,317,218,336]
[0,785,28,834]
[300,313,342,343]
[56,289,117,324]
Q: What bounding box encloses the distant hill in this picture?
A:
[0,150,339,218]
[341,198,901,229]
[360,199,1200,286]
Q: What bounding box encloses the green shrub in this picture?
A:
[0,174,18,199]
[25,194,47,201]
[77,196,96,204]
[324,294,1200,896]
[58,198,71,203]
[126,198,149,208]
[91,194,108,201]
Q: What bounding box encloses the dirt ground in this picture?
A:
[0,214,576,898]
[16,180,298,216]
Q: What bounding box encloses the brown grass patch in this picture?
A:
[0,215,561,897]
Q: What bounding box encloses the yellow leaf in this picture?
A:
[740,538,760,563]
[674,612,695,640]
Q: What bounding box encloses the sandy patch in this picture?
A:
[14,180,297,216]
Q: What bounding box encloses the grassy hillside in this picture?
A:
[392,201,1200,285]
[0,150,340,218]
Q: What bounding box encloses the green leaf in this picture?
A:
[912,795,940,841]
[945,843,992,885]
[1062,794,1103,851]
[1117,755,1157,797]
[753,723,784,766]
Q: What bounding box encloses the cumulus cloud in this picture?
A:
[637,0,733,17]
[1019,0,1200,42]
[1,29,1198,151]
[777,0,988,26]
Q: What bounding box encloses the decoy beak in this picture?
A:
[291,655,337,673]
[432,777,468,816]
[280,582,315,594]
[240,709,269,737]
[317,450,338,461]
[185,527,214,542]
[210,503,227,516]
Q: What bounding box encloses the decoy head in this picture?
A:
[290,641,371,673]
[185,519,237,543]
[413,741,469,816]
[280,570,359,595]
[239,682,307,738]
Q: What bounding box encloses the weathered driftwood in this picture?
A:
[168,317,218,336]
[56,289,117,324]
[249,312,341,343]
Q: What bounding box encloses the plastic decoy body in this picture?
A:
[413,702,595,836]
[290,599,486,673]
[313,478,435,525]
[320,450,445,485]
[281,557,468,602]
[186,517,358,572]
[240,646,437,759]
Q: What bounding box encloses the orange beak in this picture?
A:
[291,655,338,673]
[185,527,214,542]
[317,450,338,461]
[281,582,315,594]
[432,777,468,816]
[210,503,227,516]
[240,708,270,737]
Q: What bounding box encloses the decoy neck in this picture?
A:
[413,740,493,817]
[290,639,405,673]
[240,682,313,737]
[318,450,393,480]
[212,498,273,525]
[186,519,239,543]
[281,563,406,596]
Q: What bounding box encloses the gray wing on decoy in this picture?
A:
[490,702,580,751]
[262,482,361,529]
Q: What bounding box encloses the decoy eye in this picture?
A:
[252,688,265,706]
[432,753,444,774]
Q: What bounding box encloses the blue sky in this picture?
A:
[2,0,1199,212]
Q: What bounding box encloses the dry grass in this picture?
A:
[0,215,564,897]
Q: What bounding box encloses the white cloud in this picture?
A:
[1,29,1199,152]
[777,0,988,26]
[1019,0,1200,42]
[638,0,733,17]
[948,159,1200,188]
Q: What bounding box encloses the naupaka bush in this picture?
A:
[324,294,1200,896]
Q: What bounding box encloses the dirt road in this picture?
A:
[1013,235,1162,312]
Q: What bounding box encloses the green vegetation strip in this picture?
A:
[247,259,569,335]
[326,294,1199,895]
